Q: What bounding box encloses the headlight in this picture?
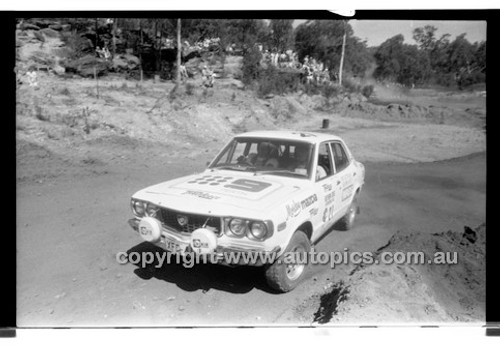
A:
[146,203,159,216]
[132,200,145,217]
[249,221,268,240]
[228,218,247,237]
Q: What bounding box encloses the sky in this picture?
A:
[350,20,487,46]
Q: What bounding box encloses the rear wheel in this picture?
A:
[336,197,359,231]
[265,231,311,292]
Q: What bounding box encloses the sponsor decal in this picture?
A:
[192,239,209,249]
[139,225,151,237]
[322,183,333,192]
[309,208,319,216]
[182,190,220,200]
[301,194,318,209]
[341,185,354,201]
[224,179,272,193]
[286,201,302,219]
[286,194,318,220]
[325,191,336,206]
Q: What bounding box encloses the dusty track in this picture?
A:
[17,147,485,326]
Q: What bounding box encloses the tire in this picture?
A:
[336,197,359,231]
[265,230,311,293]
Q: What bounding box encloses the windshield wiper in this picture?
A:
[212,164,255,172]
[254,170,307,177]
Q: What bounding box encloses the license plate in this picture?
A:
[165,239,181,253]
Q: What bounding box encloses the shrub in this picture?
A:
[322,83,341,99]
[185,82,195,96]
[59,31,93,60]
[60,87,71,96]
[256,66,302,98]
[361,84,374,99]
[241,46,262,85]
[343,78,361,94]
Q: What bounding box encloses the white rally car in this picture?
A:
[129,131,365,292]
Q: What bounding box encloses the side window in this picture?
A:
[331,142,349,173]
[316,142,334,181]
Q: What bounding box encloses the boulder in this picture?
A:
[20,23,40,31]
[64,55,111,77]
[49,24,63,31]
[230,79,244,90]
[40,28,59,38]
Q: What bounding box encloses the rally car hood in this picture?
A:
[133,170,306,216]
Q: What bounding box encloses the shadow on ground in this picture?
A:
[127,242,279,294]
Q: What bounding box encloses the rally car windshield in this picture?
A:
[210,138,314,179]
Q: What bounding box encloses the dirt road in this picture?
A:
[17,144,485,326]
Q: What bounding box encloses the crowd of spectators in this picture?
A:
[260,49,336,86]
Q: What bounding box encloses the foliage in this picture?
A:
[59,31,94,60]
[361,84,374,98]
[269,20,294,52]
[255,66,302,97]
[241,45,262,85]
[294,20,373,78]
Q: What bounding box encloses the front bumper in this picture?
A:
[128,218,281,266]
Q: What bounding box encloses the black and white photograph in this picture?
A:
[15,12,488,328]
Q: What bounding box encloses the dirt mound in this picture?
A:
[371,224,486,321]
[311,224,486,324]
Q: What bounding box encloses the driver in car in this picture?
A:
[239,142,279,168]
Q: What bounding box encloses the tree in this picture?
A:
[294,20,372,78]
[269,19,294,52]
[176,18,181,86]
[373,34,431,86]
[412,25,438,51]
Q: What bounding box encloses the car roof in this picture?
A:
[234,130,343,144]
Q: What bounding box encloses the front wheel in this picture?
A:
[265,231,311,293]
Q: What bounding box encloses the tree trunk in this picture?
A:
[111,18,117,58]
[155,20,160,73]
[94,18,99,50]
[338,26,346,86]
[139,19,143,82]
[176,18,181,86]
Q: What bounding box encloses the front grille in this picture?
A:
[156,208,222,234]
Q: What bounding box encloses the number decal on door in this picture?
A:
[323,205,335,223]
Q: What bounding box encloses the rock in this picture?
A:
[20,23,40,31]
[64,55,111,78]
[53,64,65,75]
[178,306,185,311]
[167,296,176,301]
[230,79,244,90]
[49,24,63,31]
[40,28,59,38]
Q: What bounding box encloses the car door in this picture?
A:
[331,141,356,216]
[312,141,343,241]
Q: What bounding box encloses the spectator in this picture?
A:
[201,65,214,88]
